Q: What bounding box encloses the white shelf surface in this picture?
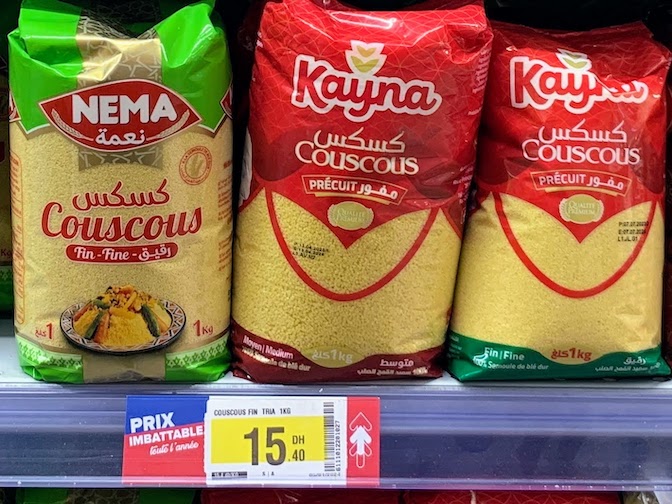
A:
[0,318,672,489]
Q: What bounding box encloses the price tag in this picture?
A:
[122,395,379,486]
[204,396,380,486]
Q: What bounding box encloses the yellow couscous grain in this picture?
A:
[452,195,663,360]
[233,191,459,359]
[105,315,154,347]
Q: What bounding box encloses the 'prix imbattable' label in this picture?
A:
[123,396,208,483]
[122,395,380,486]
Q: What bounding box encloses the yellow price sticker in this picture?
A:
[204,397,347,484]
[210,416,325,466]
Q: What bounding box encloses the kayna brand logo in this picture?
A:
[292,41,443,122]
[40,79,201,152]
[510,49,649,114]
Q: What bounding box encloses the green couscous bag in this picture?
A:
[9,0,233,382]
[17,489,196,504]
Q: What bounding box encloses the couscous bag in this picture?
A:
[9,0,233,383]
[406,492,621,504]
[449,22,671,380]
[202,489,402,504]
[17,489,195,504]
[232,0,493,382]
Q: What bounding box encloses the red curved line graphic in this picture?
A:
[494,193,655,299]
[267,190,439,302]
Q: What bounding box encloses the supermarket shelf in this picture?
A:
[1,318,672,490]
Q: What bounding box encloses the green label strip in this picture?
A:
[448,331,670,381]
[165,332,230,382]
[17,334,84,383]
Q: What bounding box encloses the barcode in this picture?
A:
[211,471,248,479]
[323,401,335,472]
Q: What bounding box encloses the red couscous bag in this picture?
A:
[406,492,621,504]
[449,21,670,380]
[231,0,493,383]
[202,490,402,504]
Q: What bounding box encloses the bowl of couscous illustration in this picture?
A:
[60,285,186,355]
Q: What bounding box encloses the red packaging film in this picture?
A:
[202,489,402,504]
[231,0,493,383]
[405,492,622,504]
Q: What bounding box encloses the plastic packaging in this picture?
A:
[406,492,622,504]
[449,21,671,380]
[231,0,493,383]
[202,489,402,504]
[17,489,195,504]
[9,0,233,383]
